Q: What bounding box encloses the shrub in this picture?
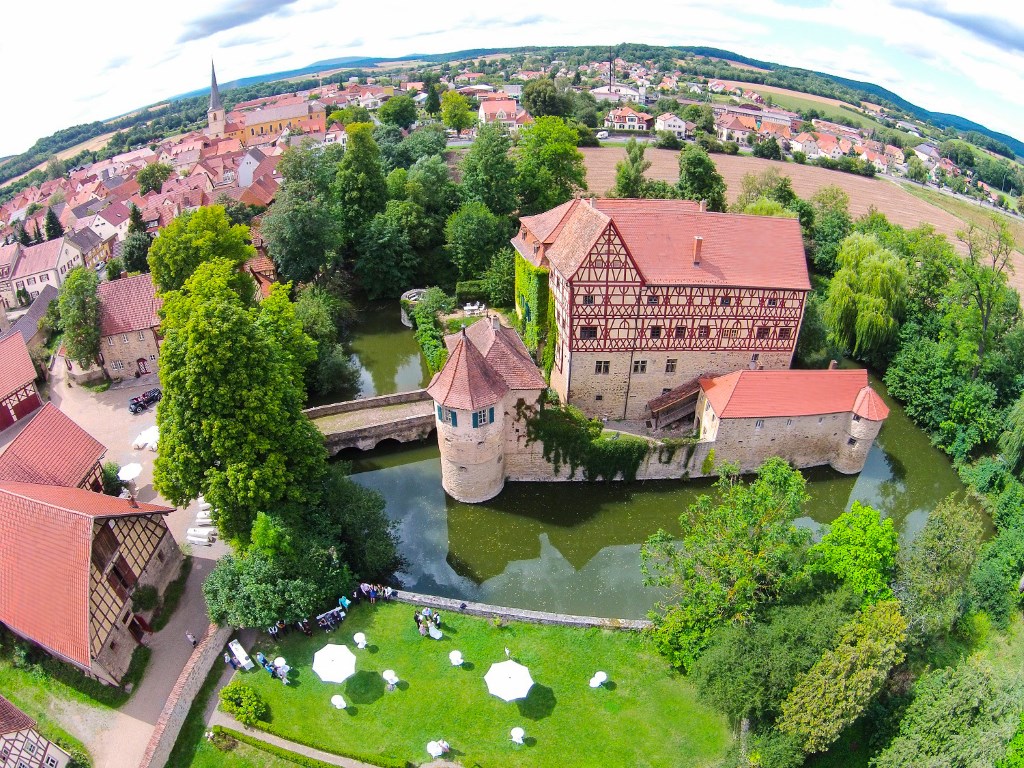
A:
[131,585,158,612]
[482,247,515,308]
[654,131,682,150]
[455,280,488,304]
[101,462,125,497]
[219,680,268,726]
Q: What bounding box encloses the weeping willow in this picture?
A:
[823,233,907,359]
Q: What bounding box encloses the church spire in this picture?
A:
[209,61,223,112]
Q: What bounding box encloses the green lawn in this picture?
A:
[742,90,898,138]
[898,182,1024,246]
[233,602,731,767]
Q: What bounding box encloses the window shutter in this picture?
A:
[472,412,479,428]
[450,410,457,427]
[436,405,443,420]
[489,407,494,424]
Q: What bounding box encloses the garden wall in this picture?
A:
[303,389,430,420]
[137,623,233,768]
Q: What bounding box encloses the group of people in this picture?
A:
[359,582,394,604]
[255,652,290,684]
[415,607,442,637]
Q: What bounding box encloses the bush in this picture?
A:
[407,287,454,373]
[131,585,158,612]
[455,280,488,304]
[483,247,515,308]
[101,462,125,497]
[219,681,268,727]
[721,141,740,155]
[654,131,682,150]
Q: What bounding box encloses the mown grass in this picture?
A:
[898,182,1024,246]
[233,601,731,768]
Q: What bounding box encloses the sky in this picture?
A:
[2,0,1023,158]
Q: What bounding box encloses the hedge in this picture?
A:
[455,280,488,304]
[215,725,410,768]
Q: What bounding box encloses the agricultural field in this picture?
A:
[580,147,1024,295]
[898,182,1024,246]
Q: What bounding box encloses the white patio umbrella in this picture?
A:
[312,644,357,684]
[118,463,143,483]
[484,659,534,702]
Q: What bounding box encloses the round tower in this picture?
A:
[427,330,510,503]
[832,386,889,474]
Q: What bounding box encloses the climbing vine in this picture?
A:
[541,288,558,383]
[514,252,549,353]
[404,288,455,374]
[525,403,652,482]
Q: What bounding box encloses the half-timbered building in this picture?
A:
[513,198,810,420]
[0,403,106,492]
[0,694,71,768]
[0,334,42,433]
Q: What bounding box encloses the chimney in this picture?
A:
[828,359,839,370]
[699,199,707,213]
[492,315,500,331]
[692,236,703,265]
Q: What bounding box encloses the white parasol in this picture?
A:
[312,644,357,684]
[484,659,534,702]
[118,463,143,482]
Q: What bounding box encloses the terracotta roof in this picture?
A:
[427,330,509,410]
[443,318,546,391]
[0,481,172,669]
[0,694,35,736]
[0,242,19,269]
[11,238,64,279]
[700,369,887,419]
[97,273,161,336]
[97,201,130,227]
[0,334,36,399]
[0,403,105,487]
[519,199,577,245]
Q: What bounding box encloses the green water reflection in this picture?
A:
[347,302,430,397]
[342,306,967,619]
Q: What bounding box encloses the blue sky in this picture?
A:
[3,0,1022,157]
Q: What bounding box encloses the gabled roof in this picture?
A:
[443,318,546,391]
[0,403,105,487]
[97,201,130,227]
[0,283,57,345]
[11,238,65,278]
[0,334,36,399]
[699,369,888,420]
[97,273,161,336]
[0,481,172,669]
[0,694,35,736]
[427,330,509,410]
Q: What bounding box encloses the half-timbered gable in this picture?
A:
[516,198,810,420]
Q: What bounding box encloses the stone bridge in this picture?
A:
[305,389,436,454]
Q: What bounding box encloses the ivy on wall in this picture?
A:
[402,287,455,374]
[514,252,549,354]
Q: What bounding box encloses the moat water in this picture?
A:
[337,303,967,619]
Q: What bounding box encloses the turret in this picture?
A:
[427,329,509,502]
[833,385,889,474]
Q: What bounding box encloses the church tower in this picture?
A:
[207,61,226,138]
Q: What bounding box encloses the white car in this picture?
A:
[596,131,609,140]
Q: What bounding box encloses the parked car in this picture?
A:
[128,388,162,414]
[596,131,609,139]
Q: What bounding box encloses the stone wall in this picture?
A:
[322,414,435,454]
[137,623,233,768]
[303,389,430,420]
[102,329,160,381]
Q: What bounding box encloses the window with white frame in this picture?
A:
[121,334,129,343]
[112,360,124,371]
[107,337,114,346]
[138,331,145,341]
[755,419,764,429]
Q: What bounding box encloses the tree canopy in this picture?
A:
[677,143,727,212]
[147,205,254,294]
[461,124,517,217]
[57,267,101,369]
[440,91,473,134]
[808,501,898,604]
[514,117,586,215]
[377,94,418,129]
[136,162,173,194]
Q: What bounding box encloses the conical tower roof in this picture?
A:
[209,61,223,112]
[427,329,509,411]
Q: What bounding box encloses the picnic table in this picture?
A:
[229,638,254,670]
[463,302,487,316]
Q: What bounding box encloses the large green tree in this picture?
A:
[261,184,340,283]
[334,122,387,249]
[822,232,907,364]
[120,231,151,274]
[895,494,982,642]
[445,202,511,280]
[808,501,898,604]
[148,206,254,294]
[154,260,326,543]
[641,459,811,670]
[677,143,727,212]
[521,78,567,117]
[57,267,101,369]
[461,124,518,217]
[354,204,416,299]
[440,91,474,135]
[44,207,63,240]
[777,601,907,754]
[136,162,174,194]
[377,94,418,129]
[514,116,586,215]
[424,84,441,117]
[612,138,652,198]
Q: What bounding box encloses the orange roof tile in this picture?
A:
[0,334,37,399]
[0,694,35,735]
[0,403,105,487]
[0,482,172,669]
[700,369,886,419]
[444,318,546,391]
[97,273,161,336]
[427,330,509,410]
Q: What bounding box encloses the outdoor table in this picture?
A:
[229,639,254,671]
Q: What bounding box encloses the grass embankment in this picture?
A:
[230,601,730,767]
[898,182,1024,245]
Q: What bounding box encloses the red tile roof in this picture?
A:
[97,273,161,336]
[0,694,35,736]
[11,238,64,279]
[0,334,37,399]
[444,318,546,391]
[521,199,809,290]
[427,330,509,410]
[0,403,105,487]
[0,482,172,668]
[700,369,888,420]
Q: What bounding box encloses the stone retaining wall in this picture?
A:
[303,389,430,420]
[137,623,233,768]
[323,414,436,454]
[389,590,651,631]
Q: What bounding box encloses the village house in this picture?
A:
[0,284,56,350]
[513,198,810,421]
[654,113,693,139]
[913,143,941,165]
[0,242,20,308]
[0,403,106,492]
[590,84,642,103]
[0,481,181,685]
[716,115,752,144]
[95,273,162,381]
[0,694,72,768]
[478,98,533,132]
[65,227,113,270]
[604,106,654,131]
[88,201,131,242]
[11,238,84,303]
[0,334,42,432]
